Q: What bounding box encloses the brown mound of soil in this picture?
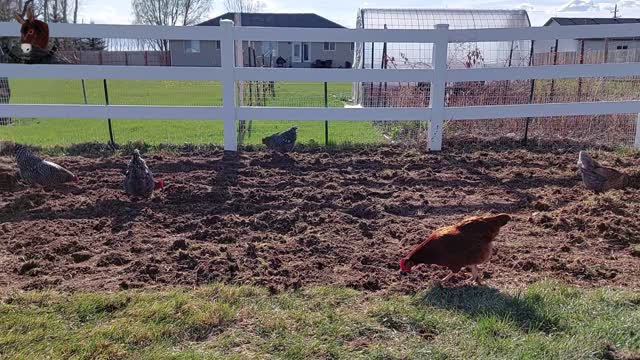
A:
[1,146,639,293]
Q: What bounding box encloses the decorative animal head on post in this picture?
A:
[14,3,49,54]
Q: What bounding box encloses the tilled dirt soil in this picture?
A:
[1,144,639,293]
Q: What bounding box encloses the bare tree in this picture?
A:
[0,0,20,20]
[30,0,78,23]
[224,0,264,13]
[131,0,213,51]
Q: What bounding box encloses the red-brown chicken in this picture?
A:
[400,213,511,284]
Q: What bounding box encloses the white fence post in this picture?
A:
[635,113,640,150]
[428,23,449,152]
[220,20,237,152]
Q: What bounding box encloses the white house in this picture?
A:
[169,13,354,68]
[534,17,640,56]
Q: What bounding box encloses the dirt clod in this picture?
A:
[71,252,92,263]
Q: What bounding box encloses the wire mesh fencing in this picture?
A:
[236,81,388,147]
[1,27,639,151]
[0,117,225,148]
[0,77,225,147]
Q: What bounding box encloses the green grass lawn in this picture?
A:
[1,282,638,359]
[0,79,385,147]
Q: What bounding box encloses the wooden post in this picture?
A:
[369,41,375,107]
[577,40,585,101]
[103,79,115,147]
[247,47,253,106]
[523,40,536,145]
[221,20,237,151]
[549,39,559,101]
[81,79,88,104]
[428,24,449,152]
[324,82,329,146]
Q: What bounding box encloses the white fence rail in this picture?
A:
[1,20,640,150]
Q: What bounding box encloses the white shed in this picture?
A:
[534,17,640,55]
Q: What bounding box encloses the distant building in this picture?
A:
[534,17,640,56]
[170,12,354,68]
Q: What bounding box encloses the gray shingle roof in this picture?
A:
[545,17,640,26]
[198,13,346,28]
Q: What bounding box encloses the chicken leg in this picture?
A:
[469,265,482,284]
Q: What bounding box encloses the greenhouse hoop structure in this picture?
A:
[353,8,532,107]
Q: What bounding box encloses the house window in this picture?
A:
[351,42,354,51]
[616,45,628,50]
[323,42,336,51]
[215,40,221,49]
[185,40,201,54]
[303,43,310,62]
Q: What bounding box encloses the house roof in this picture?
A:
[544,17,640,26]
[198,12,346,28]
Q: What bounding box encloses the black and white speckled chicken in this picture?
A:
[123,149,163,200]
[578,151,628,193]
[13,143,78,188]
[262,127,297,152]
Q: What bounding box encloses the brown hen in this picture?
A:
[400,214,511,284]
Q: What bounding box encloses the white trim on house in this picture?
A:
[292,42,301,62]
[292,42,311,63]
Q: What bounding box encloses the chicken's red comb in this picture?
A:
[154,179,164,190]
[400,258,412,273]
[73,176,80,183]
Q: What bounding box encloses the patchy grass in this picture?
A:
[0,79,385,147]
[1,282,638,359]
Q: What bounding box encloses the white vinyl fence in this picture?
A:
[1,20,640,150]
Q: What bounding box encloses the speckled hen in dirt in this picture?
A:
[1,143,639,293]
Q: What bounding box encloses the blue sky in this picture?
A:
[79,0,640,27]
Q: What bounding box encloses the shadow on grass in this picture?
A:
[421,285,564,334]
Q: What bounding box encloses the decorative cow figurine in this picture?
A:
[14,5,49,55]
